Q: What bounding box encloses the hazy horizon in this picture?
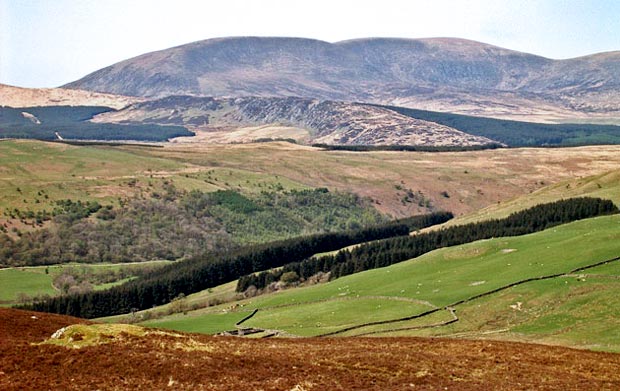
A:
[2,0,619,88]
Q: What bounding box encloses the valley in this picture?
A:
[3,139,620,351]
[2,29,620,390]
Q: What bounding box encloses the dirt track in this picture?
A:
[2,308,620,390]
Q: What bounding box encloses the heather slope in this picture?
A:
[4,308,620,390]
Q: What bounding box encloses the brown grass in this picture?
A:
[0,84,139,109]
[134,143,620,217]
[2,308,620,390]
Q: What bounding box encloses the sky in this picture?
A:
[1,0,619,88]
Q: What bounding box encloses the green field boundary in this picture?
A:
[316,255,620,337]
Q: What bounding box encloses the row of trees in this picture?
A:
[237,197,619,291]
[312,143,502,152]
[22,212,453,318]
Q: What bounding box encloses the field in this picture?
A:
[143,214,620,350]
[0,261,172,306]
[3,307,620,390]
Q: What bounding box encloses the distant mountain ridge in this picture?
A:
[65,37,620,120]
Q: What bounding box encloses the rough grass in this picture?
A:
[0,140,185,214]
[448,168,620,226]
[40,323,147,348]
[4,140,620,222]
[137,142,620,217]
[0,140,310,225]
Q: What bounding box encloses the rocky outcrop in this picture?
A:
[92,95,497,146]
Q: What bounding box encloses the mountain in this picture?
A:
[91,95,497,146]
[0,83,139,110]
[65,37,620,121]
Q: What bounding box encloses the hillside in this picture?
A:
[142,214,620,351]
[3,308,620,390]
[2,140,620,246]
[385,105,620,146]
[0,83,139,110]
[65,37,620,121]
[446,168,620,226]
[93,95,496,146]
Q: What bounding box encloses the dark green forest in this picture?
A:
[382,105,620,147]
[21,212,452,318]
[237,197,619,291]
[0,106,193,141]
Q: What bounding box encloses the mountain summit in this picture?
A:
[65,37,620,119]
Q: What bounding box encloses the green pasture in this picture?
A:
[143,215,620,351]
[0,260,172,306]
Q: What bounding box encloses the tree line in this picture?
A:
[311,143,503,152]
[21,212,453,318]
[383,105,620,147]
[0,106,192,142]
[237,197,619,291]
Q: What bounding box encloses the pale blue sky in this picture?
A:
[1,0,619,88]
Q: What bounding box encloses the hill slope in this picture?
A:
[65,37,620,120]
[3,308,620,390]
[0,83,139,110]
[143,214,620,351]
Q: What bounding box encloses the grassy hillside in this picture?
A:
[0,140,187,214]
[143,214,620,350]
[4,140,620,220]
[138,142,620,218]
